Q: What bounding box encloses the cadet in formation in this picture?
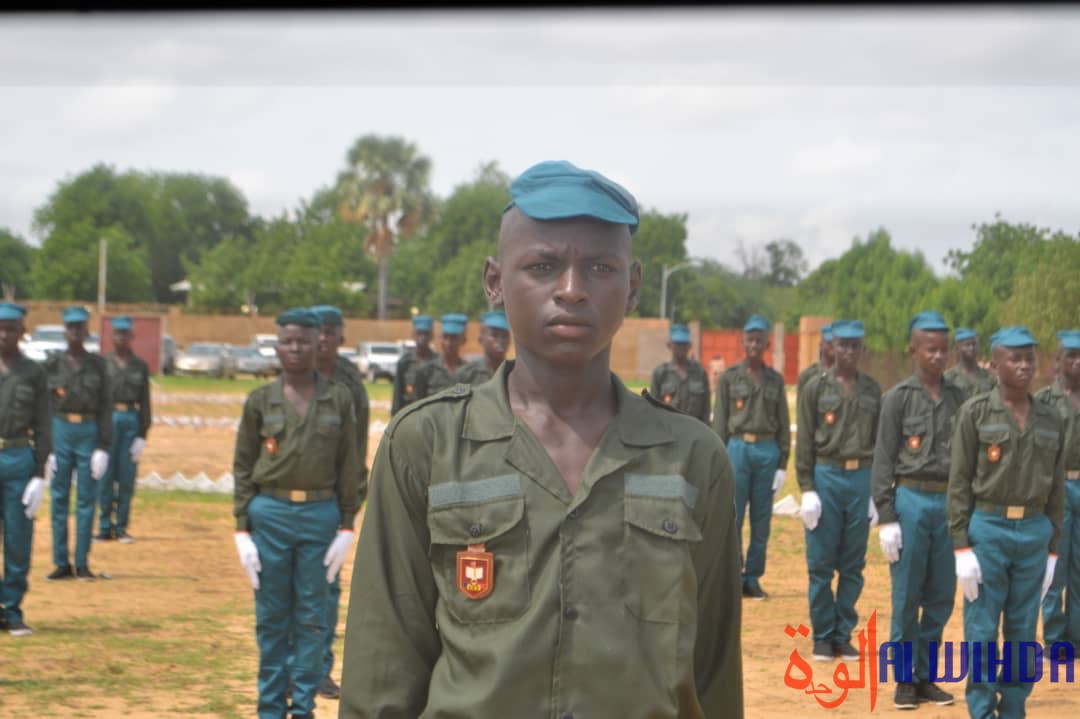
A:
[798,323,834,393]
[97,315,151,544]
[797,319,882,661]
[339,159,744,718]
[712,314,790,600]
[456,308,511,385]
[871,311,964,710]
[413,312,468,399]
[0,302,50,637]
[948,326,1065,719]
[44,306,111,581]
[1036,329,1080,661]
[650,322,711,424]
[390,314,438,416]
[945,327,997,400]
[232,308,361,719]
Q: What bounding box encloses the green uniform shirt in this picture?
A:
[947,389,1066,553]
[340,360,744,719]
[797,361,829,393]
[944,364,997,400]
[1035,381,1080,472]
[106,352,152,439]
[414,355,468,400]
[0,352,52,476]
[649,359,712,424]
[329,354,370,506]
[391,350,439,416]
[232,374,362,531]
[871,374,966,524]
[454,358,498,386]
[712,361,790,467]
[796,369,882,491]
[43,351,112,450]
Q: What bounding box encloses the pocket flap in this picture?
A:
[902,416,929,435]
[624,495,703,543]
[428,475,525,545]
[260,414,285,437]
[818,393,842,411]
[977,423,1010,445]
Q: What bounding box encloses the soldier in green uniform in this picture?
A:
[948,326,1065,719]
[871,310,963,709]
[413,313,469,399]
[945,327,997,400]
[96,315,151,544]
[232,308,361,719]
[797,319,882,661]
[797,323,834,393]
[1037,329,1080,661]
[43,306,111,581]
[650,322,711,424]
[0,302,50,637]
[339,160,743,718]
[712,314,790,599]
[390,314,438,416]
[456,308,511,386]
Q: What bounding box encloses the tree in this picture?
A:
[30,222,151,302]
[764,239,808,287]
[427,240,496,317]
[0,229,36,300]
[335,135,437,319]
[999,239,1080,347]
[631,209,691,318]
[676,259,770,328]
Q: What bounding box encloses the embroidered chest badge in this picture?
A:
[663,394,673,403]
[406,384,414,395]
[987,443,1002,463]
[56,386,66,398]
[736,398,746,410]
[907,435,922,451]
[264,437,278,458]
[457,543,494,600]
[824,410,837,426]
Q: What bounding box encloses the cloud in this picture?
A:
[61,84,178,137]
[789,139,883,179]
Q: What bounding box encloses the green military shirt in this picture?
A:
[0,352,52,476]
[339,360,743,719]
[329,354,370,506]
[391,350,439,416]
[712,361,790,467]
[871,374,966,524]
[1035,381,1080,473]
[944,364,997,400]
[43,351,112,449]
[796,369,882,491]
[649,359,712,424]
[413,355,468,400]
[947,389,1066,553]
[454,358,499,386]
[232,374,362,531]
[797,361,829,394]
[106,352,152,439]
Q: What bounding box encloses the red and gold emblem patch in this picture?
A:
[406,384,414,395]
[264,437,278,458]
[663,394,673,403]
[824,410,837,426]
[456,543,494,600]
[987,443,1002,463]
[907,435,922,451]
[736,398,746,410]
[56,386,66,398]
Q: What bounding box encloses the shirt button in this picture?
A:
[662,519,678,534]
[468,524,482,538]
[564,606,578,620]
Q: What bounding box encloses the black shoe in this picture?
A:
[290,714,314,719]
[894,681,918,710]
[0,613,6,631]
[8,620,33,637]
[916,681,954,705]
[741,583,769,601]
[75,566,96,581]
[832,641,860,659]
[94,528,116,542]
[317,674,340,699]
[47,564,74,581]
[116,530,135,544]
[812,640,834,661]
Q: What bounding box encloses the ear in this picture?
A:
[626,260,642,314]
[483,256,503,309]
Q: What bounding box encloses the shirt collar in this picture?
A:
[267,372,330,405]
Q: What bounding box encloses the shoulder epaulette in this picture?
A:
[387,382,472,438]
[641,389,687,415]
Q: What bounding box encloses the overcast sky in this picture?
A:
[2,8,1079,276]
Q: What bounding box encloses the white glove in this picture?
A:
[868,497,880,528]
[130,437,146,463]
[22,477,46,519]
[772,469,786,496]
[323,529,355,583]
[1041,554,1058,603]
[955,549,983,602]
[45,453,56,483]
[879,522,902,563]
[90,449,109,481]
[234,532,261,590]
[801,491,822,531]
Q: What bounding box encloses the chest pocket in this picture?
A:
[901,415,930,460]
[427,476,530,624]
[659,379,679,403]
[623,475,703,624]
[80,369,102,400]
[731,382,752,413]
[11,384,36,426]
[976,423,1011,475]
[316,411,342,439]
[1033,426,1061,477]
[815,392,842,443]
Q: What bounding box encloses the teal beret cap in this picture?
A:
[62,306,90,324]
[111,315,133,331]
[440,313,468,335]
[832,320,865,339]
[670,324,691,343]
[821,323,833,342]
[412,315,433,331]
[955,328,977,342]
[991,326,1038,348]
[310,305,344,326]
[0,302,27,320]
[481,309,509,331]
[275,308,319,328]
[743,314,769,333]
[909,310,948,333]
[1058,329,1080,350]
[506,160,639,234]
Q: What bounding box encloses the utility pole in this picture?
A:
[97,237,107,316]
[660,261,696,320]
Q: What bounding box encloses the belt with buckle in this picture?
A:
[114,402,140,412]
[974,500,1043,520]
[60,413,92,423]
[822,457,870,471]
[261,488,335,503]
[897,477,948,493]
[0,437,30,450]
[1067,470,1080,481]
[739,432,775,444]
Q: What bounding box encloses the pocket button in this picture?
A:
[662,519,678,534]
[468,524,482,538]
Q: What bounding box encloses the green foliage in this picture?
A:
[31,222,151,302]
[922,277,999,350]
[0,228,36,299]
[764,239,808,287]
[675,259,770,328]
[631,209,690,318]
[999,240,1080,346]
[427,239,496,317]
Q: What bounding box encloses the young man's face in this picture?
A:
[821,340,835,365]
[318,323,344,361]
[485,210,640,368]
[1059,348,1080,384]
[441,332,464,361]
[480,326,510,365]
[669,340,691,363]
[833,338,863,373]
[0,318,22,355]
[992,345,1035,392]
[65,321,87,349]
[957,337,978,363]
[413,329,432,353]
[743,330,768,362]
[910,330,948,380]
[112,328,132,353]
[276,325,317,373]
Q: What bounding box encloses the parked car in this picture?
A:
[161,335,178,375]
[175,342,237,378]
[253,333,282,373]
[21,324,68,362]
[231,345,276,378]
[356,341,405,382]
[337,346,362,370]
[86,333,101,354]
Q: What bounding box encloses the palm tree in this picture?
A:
[335,135,436,319]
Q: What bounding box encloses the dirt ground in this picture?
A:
[4,389,1078,718]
